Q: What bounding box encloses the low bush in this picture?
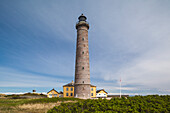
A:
[48,95,170,113]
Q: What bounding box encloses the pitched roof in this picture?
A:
[90,84,96,87]
[96,89,108,94]
[58,91,63,94]
[63,82,74,87]
[47,88,58,94]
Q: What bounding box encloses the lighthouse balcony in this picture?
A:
[76,21,89,29]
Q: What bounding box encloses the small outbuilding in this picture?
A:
[47,88,60,98]
[96,89,108,98]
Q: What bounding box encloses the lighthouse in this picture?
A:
[74,14,91,99]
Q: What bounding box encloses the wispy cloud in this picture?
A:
[0,0,170,94]
[0,67,69,87]
[89,0,170,94]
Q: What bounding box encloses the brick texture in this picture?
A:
[74,16,91,99]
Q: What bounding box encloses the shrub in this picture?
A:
[48,95,170,113]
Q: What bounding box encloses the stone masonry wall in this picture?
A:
[74,23,91,99]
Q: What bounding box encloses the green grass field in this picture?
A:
[1,95,169,113]
[0,97,80,113]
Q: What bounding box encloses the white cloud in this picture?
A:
[116,49,170,89]
[89,0,170,94]
[0,67,67,87]
[1,0,170,95]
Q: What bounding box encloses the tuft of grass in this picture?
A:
[0,97,81,113]
[23,97,81,104]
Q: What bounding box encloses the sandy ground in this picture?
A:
[1,101,77,113]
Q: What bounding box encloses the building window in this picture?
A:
[71,93,73,96]
[82,67,84,70]
[54,94,58,97]
[66,93,68,96]
[49,94,52,98]
[66,88,69,91]
[71,88,73,91]
[91,88,93,91]
[82,37,84,41]
[82,51,84,54]
[91,93,93,96]
[83,81,84,83]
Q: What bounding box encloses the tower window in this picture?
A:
[82,67,84,70]
[71,93,73,96]
[83,81,84,83]
[66,88,69,91]
[71,88,73,91]
[91,88,93,91]
[91,93,93,96]
[82,51,84,54]
[82,37,84,41]
[66,93,68,96]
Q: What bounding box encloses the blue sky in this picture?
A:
[0,0,170,95]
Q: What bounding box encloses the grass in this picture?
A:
[0,97,80,113]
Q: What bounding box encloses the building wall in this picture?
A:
[96,91,107,98]
[58,94,63,97]
[90,86,96,98]
[63,86,96,98]
[75,26,90,84]
[47,90,59,98]
[75,19,91,99]
[63,86,74,97]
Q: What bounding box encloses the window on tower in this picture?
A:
[82,51,84,54]
[82,37,84,41]
[82,67,84,70]
[66,88,69,91]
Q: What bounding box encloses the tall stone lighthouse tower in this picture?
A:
[74,14,91,99]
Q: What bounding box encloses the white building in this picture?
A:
[96,89,108,98]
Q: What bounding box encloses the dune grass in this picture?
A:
[0,97,80,113]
